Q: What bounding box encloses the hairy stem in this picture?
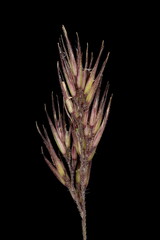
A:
[79,120,87,240]
[81,190,87,240]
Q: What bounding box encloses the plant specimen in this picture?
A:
[36,25,112,240]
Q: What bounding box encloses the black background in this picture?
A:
[4,19,152,239]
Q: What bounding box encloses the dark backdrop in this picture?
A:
[5,21,147,239]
